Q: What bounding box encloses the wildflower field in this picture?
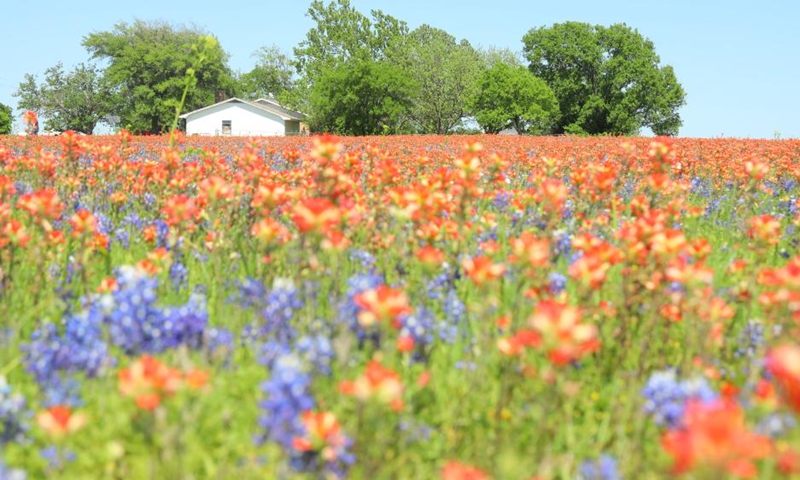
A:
[2,132,800,479]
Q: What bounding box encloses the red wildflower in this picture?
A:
[292,411,349,462]
[353,285,412,328]
[661,399,772,478]
[118,356,184,410]
[339,360,404,411]
[441,461,490,480]
[529,300,599,366]
[462,256,506,286]
[37,406,86,439]
[766,344,800,413]
[291,198,341,234]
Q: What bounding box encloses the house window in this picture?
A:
[222,120,232,135]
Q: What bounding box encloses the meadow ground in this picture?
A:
[2,133,800,479]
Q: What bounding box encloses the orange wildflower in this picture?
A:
[766,344,800,413]
[292,411,348,462]
[529,300,599,366]
[291,198,341,234]
[462,256,506,286]
[118,356,184,410]
[37,406,87,439]
[339,360,404,411]
[441,461,490,480]
[353,285,412,328]
[661,399,772,478]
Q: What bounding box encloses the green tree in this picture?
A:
[13,62,112,134]
[478,46,524,68]
[237,45,296,103]
[308,59,414,135]
[294,0,407,80]
[0,103,11,134]
[469,63,558,134]
[83,20,235,133]
[522,22,686,135]
[295,0,410,133]
[390,25,482,134]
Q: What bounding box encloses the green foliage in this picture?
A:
[390,25,482,134]
[294,0,407,80]
[522,22,686,136]
[308,59,414,135]
[295,0,409,130]
[82,20,235,133]
[477,46,524,69]
[469,63,558,134]
[237,45,297,105]
[13,63,111,134]
[0,102,11,134]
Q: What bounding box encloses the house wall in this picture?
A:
[185,102,286,136]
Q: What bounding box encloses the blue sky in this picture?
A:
[1,0,797,138]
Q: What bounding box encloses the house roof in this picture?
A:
[254,98,308,121]
[179,97,306,121]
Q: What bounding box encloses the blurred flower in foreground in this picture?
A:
[441,461,489,480]
[36,406,86,439]
[661,399,772,478]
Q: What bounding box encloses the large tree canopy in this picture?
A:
[237,45,297,106]
[390,25,482,134]
[14,62,112,134]
[296,0,410,133]
[294,0,407,81]
[522,22,686,136]
[308,59,414,135]
[470,63,558,134]
[0,103,11,135]
[83,20,235,133]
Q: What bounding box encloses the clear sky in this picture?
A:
[1,0,798,138]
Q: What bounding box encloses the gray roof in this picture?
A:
[179,97,306,121]
[254,98,308,121]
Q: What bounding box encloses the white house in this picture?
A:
[179,97,307,136]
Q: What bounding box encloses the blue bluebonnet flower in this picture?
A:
[258,340,293,370]
[142,193,156,208]
[0,377,29,446]
[39,446,76,471]
[230,278,267,310]
[425,271,453,300]
[261,283,303,343]
[399,418,433,444]
[548,272,567,295]
[113,228,130,249]
[256,354,315,449]
[41,377,83,408]
[152,219,169,247]
[100,266,208,354]
[553,231,572,258]
[93,212,113,235]
[398,308,435,361]
[0,461,26,480]
[169,261,188,291]
[22,308,110,386]
[641,369,718,428]
[204,327,235,356]
[579,454,620,480]
[736,320,765,359]
[756,412,796,438]
[121,211,144,230]
[455,361,477,371]
[348,248,376,270]
[295,335,335,376]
